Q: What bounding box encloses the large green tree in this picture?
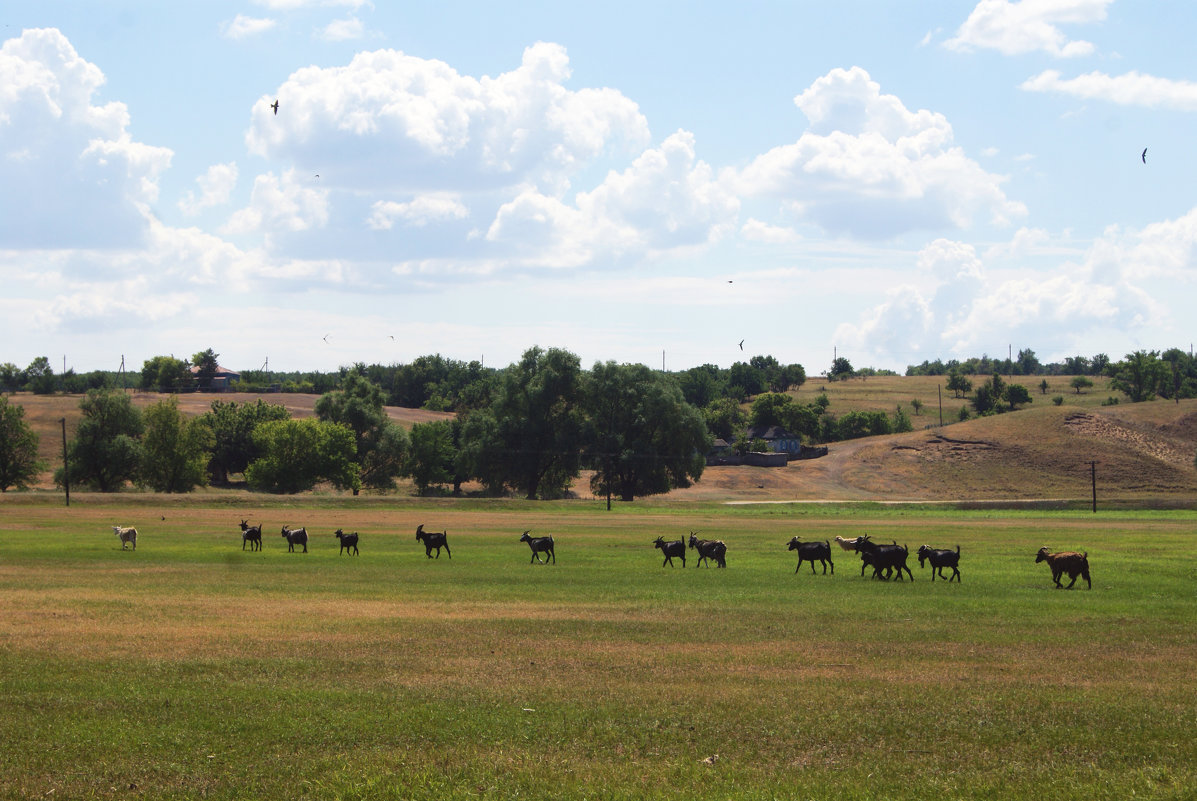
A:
[584,361,711,503]
[245,419,359,494]
[1110,350,1168,402]
[26,356,56,395]
[405,419,456,495]
[138,396,211,492]
[191,348,220,390]
[140,356,192,392]
[315,371,408,491]
[483,346,584,500]
[60,389,143,492]
[0,396,46,492]
[199,399,291,484]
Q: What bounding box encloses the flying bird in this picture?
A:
[387,335,395,340]
[322,334,330,343]
[738,339,744,351]
[1142,148,1147,164]
[271,99,279,115]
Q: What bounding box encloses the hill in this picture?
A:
[7,382,1197,506]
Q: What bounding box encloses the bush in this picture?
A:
[1052,395,1065,406]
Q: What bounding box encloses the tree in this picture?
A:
[245,419,359,494]
[1038,379,1049,395]
[315,370,408,491]
[1109,350,1168,402]
[138,396,210,492]
[481,347,584,500]
[1015,348,1040,376]
[584,361,710,502]
[1070,376,1093,394]
[749,392,793,428]
[141,356,192,392]
[199,399,292,484]
[26,356,56,395]
[1004,384,1033,410]
[828,357,854,382]
[405,420,456,494]
[0,396,46,491]
[946,371,972,399]
[703,398,747,442]
[59,389,143,492]
[191,349,220,390]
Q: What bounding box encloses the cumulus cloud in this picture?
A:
[245,42,650,192]
[484,130,739,268]
[945,0,1112,57]
[221,15,277,39]
[741,219,800,244]
[731,67,1024,239]
[367,194,468,230]
[0,28,172,248]
[179,162,239,215]
[318,16,365,41]
[1020,69,1197,110]
[255,0,371,8]
[224,169,329,236]
[833,206,1197,365]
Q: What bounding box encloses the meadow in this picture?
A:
[1,495,1194,800]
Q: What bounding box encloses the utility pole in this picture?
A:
[1089,460,1097,513]
[938,384,943,427]
[60,418,70,507]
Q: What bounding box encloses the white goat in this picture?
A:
[112,525,138,550]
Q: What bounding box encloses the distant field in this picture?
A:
[0,497,1194,800]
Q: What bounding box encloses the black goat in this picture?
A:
[787,537,834,575]
[239,519,262,552]
[917,544,960,582]
[856,538,913,581]
[520,531,555,564]
[653,536,686,568]
[687,531,727,568]
[1036,547,1091,589]
[335,529,359,556]
[415,524,451,559]
[280,525,308,553]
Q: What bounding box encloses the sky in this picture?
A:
[3,0,1196,378]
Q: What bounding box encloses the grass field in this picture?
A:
[2,496,1194,800]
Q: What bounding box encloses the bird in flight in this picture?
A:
[271,99,279,115]
[738,339,745,351]
[1142,148,1147,164]
[322,334,330,343]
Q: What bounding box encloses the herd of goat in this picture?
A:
[111,522,1092,588]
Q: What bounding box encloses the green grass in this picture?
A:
[1,498,1195,800]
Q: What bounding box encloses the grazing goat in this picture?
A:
[280,525,308,553]
[653,536,686,568]
[834,535,867,552]
[1036,546,1091,589]
[520,530,555,564]
[687,531,727,568]
[917,545,961,582]
[415,524,451,559]
[112,525,137,551]
[787,537,834,575]
[856,538,914,581]
[334,529,359,556]
[239,520,262,552]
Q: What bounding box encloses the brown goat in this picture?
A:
[1036,547,1091,589]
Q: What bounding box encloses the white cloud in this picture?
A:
[945,0,1112,57]
[318,16,364,41]
[179,162,239,215]
[485,130,739,268]
[224,169,329,235]
[245,42,650,193]
[1020,69,1197,110]
[741,219,800,244]
[0,28,172,248]
[221,15,277,39]
[732,67,1024,240]
[833,206,1197,366]
[367,195,469,230]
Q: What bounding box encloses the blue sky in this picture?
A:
[3,1,1196,377]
